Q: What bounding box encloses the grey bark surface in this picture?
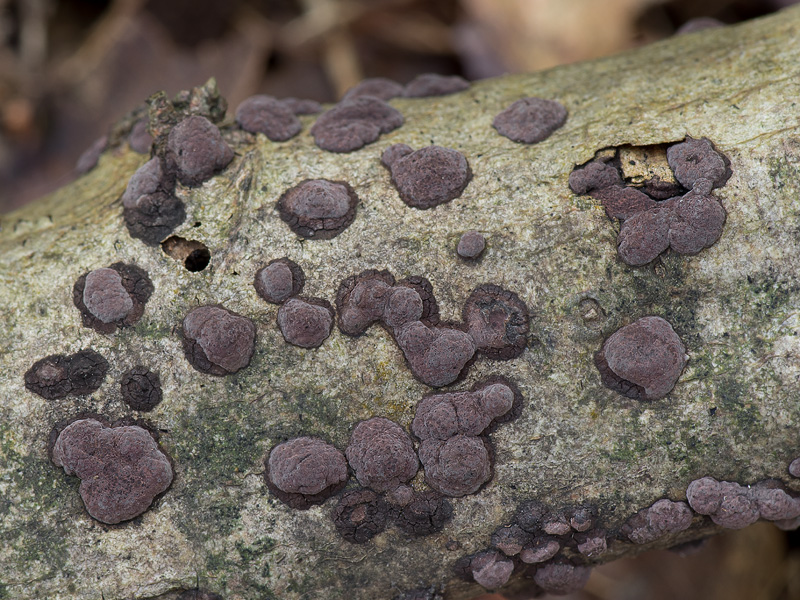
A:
[1,8,800,600]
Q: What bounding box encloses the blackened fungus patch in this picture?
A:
[73,263,153,333]
[25,350,109,399]
[346,417,418,493]
[491,524,532,556]
[575,530,607,557]
[533,560,592,595]
[541,513,572,536]
[122,158,186,246]
[51,418,173,524]
[254,258,305,304]
[276,297,334,348]
[622,499,692,544]
[404,73,470,98]
[75,136,108,174]
[463,284,529,360]
[418,434,492,497]
[166,115,234,186]
[392,490,453,536]
[342,77,404,101]
[516,500,547,532]
[161,236,211,271]
[381,144,472,210]
[569,506,596,532]
[266,437,348,509]
[492,97,567,144]
[120,366,163,412]
[311,96,403,152]
[277,179,358,239]
[666,137,730,190]
[181,305,256,376]
[594,316,687,401]
[457,230,486,260]
[235,95,302,141]
[331,488,389,543]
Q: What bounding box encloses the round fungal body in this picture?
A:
[533,562,592,595]
[235,95,302,141]
[418,435,492,497]
[182,305,256,376]
[403,73,470,97]
[666,137,729,190]
[594,316,687,400]
[492,97,567,143]
[310,97,403,152]
[254,258,305,304]
[121,157,185,246]
[276,297,334,348]
[277,179,359,239]
[457,230,486,259]
[345,417,418,493]
[166,115,234,186]
[73,263,153,333]
[342,77,404,101]
[331,489,389,543]
[25,350,109,400]
[120,366,163,411]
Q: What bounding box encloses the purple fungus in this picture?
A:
[468,550,514,590]
[492,97,567,144]
[542,513,571,536]
[457,230,486,260]
[266,436,348,509]
[342,77,404,101]
[712,490,760,529]
[668,188,727,255]
[235,95,302,142]
[676,17,725,34]
[331,488,389,543]
[491,524,532,556]
[568,160,622,195]
[397,276,440,326]
[181,305,256,376]
[383,286,424,329]
[593,186,658,221]
[462,284,529,360]
[625,499,692,543]
[616,203,673,266]
[381,144,472,210]
[686,476,724,515]
[392,490,453,536]
[394,321,476,388]
[569,506,595,532]
[533,561,591,595]
[280,97,323,115]
[276,297,334,349]
[666,137,730,190]
[128,119,153,154]
[790,458,800,478]
[166,115,234,186]
[403,73,470,98]
[576,530,607,557]
[520,537,561,564]
[311,96,403,152]
[594,316,687,401]
[253,258,305,304]
[345,417,419,493]
[336,270,396,335]
[25,350,109,400]
[418,434,492,497]
[73,263,153,334]
[75,136,108,174]
[120,366,162,412]
[51,418,173,524]
[752,484,800,521]
[276,179,359,239]
[122,157,185,246]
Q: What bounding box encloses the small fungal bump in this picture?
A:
[492,97,567,144]
[311,96,403,152]
[51,418,173,524]
[790,458,800,478]
[568,160,622,195]
[121,157,185,246]
[381,144,472,210]
[575,530,607,557]
[686,477,760,529]
[465,550,514,590]
[462,284,529,360]
[345,417,419,493]
[542,513,572,536]
[73,263,154,333]
[266,437,348,510]
[166,115,234,186]
[83,268,134,323]
[277,179,359,239]
[182,305,256,376]
[418,434,492,497]
[161,236,211,272]
[491,524,532,556]
[624,499,692,544]
[592,186,657,221]
[342,77,404,101]
[666,137,730,190]
[331,488,389,543]
[594,316,687,401]
[120,366,163,412]
[533,560,591,595]
[128,118,153,154]
[403,73,470,98]
[276,297,335,349]
[457,230,486,260]
[235,95,302,142]
[25,350,110,400]
[520,537,560,564]
[254,258,305,304]
[382,286,424,330]
[75,135,108,174]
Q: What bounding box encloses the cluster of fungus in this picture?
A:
[73,263,153,333]
[621,499,693,544]
[569,137,731,266]
[25,350,109,400]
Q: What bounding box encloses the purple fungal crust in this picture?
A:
[311,96,404,152]
[345,417,419,493]
[182,305,257,376]
[418,434,492,497]
[177,590,223,600]
[752,483,800,521]
[396,276,440,327]
[492,97,567,144]
[624,499,692,544]
[122,158,186,246]
[575,530,607,557]
[381,144,472,210]
[568,160,622,195]
[73,263,153,333]
[254,258,305,304]
[52,418,173,524]
[266,436,348,509]
[491,524,532,556]
[235,95,302,141]
[129,119,153,154]
[686,477,724,515]
[666,137,730,190]
[342,77,404,101]
[668,189,727,255]
[403,73,470,98]
[685,477,774,529]
[331,489,389,543]
[464,550,514,590]
[594,316,687,401]
[592,186,658,221]
[394,321,477,388]
[276,297,335,349]
[383,285,425,329]
[569,506,596,532]
[25,350,109,400]
[533,561,591,595]
[457,230,486,260]
[712,491,760,529]
[542,513,572,536]
[775,516,800,531]
[520,537,561,564]
[463,284,529,360]
[75,136,108,174]
[166,115,234,186]
[790,458,800,478]
[616,202,673,266]
[277,179,359,239]
[120,366,162,412]
[336,270,396,335]
[392,490,453,536]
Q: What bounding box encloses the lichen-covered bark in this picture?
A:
[2,8,800,600]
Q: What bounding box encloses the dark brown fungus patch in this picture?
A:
[51,418,173,524]
[667,188,727,255]
[276,297,334,349]
[120,366,163,412]
[345,417,418,493]
[73,263,153,333]
[457,230,486,260]
[265,436,348,510]
[181,305,256,376]
[666,137,730,190]
[515,500,547,532]
[331,489,389,543]
[622,499,692,544]
[533,560,592,595]
[161,236,211,272]
[462,284,529,360]
[592,186,658,221]
[569,506,596,532]
[394,321,476,388]
[253,258,305,304]
[492,524,533,556]
[392,490,453,536]
[25,350,109,399]
[75,136,108,174]
[342,77,404,101]
[616,202,672,266]
[177,590,223,600]
[235,95,302,142]
[418,434,492,497]
[122,157,186,246]
[404,73,470,98]
[165,115,234,186]
[310,96,403,152]
[541,513,572,536]
[594,316,687,401]
[381,144,472,210]
[492,97,567,144]
[277,179,358,239]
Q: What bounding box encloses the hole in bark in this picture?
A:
[161,236,210,271]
